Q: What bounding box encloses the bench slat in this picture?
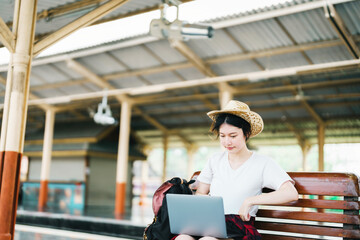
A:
[261,233,320,240]
[257,209,360,224]
[277,198,360,210]
[288,172,360,196]
[255,221,360,238]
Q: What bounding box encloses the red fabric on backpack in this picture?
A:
[152,181,174,215]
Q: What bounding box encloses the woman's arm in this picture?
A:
[195,182,210,195]
[239,180,298,221]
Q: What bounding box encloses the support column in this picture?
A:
[318,124,325,171]
[115,100,132,217]
[186,146,197,180]
[162,135,168,183]
[219,82,233,109]
[0,1,37,239]
[301,143,311,171]
[38,109,55,210]
[139,161,148,206]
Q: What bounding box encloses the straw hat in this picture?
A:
[207,100,264,138]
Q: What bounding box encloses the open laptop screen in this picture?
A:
[166,194,228,238]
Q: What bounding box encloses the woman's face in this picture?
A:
[219,123,247,154]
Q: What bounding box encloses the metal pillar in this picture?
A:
[0,1,37,239]
[115,100,132,216]
[38,109,55,210]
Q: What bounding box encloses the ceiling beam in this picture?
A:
[212,0,355,29]
[232,77,360,95]
[273,17,313,64]
[15,37,346,92]
[142,44,218,110]
[37,0,105,20]
[0,17,15,52]
[170,40,216,77]
[104,62,191,80]
[17,58,360,106]
[33,0,130,56]
[324,3,360,59]
[34,0,193,28]
[132,77,360,105]
[282,79,323,125]
[2,33,350,74]
[170,39,236,107]
[133,106,193,148]
[222,28,265,70]
[66,59,115,89]
[64,58,194,147]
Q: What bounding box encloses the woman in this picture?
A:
[176,100,298,240]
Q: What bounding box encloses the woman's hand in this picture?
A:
[238,197,252,221]
[238,181,298,221]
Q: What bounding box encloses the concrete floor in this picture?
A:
[15,224,131,240]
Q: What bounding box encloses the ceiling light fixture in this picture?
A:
[149,0,214,41]
[91,90,118,125]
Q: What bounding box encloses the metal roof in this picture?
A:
[0,0,360,149]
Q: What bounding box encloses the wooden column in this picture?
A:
[38,109,55,210]
[139,161,148,206]
[318,124,325,171]
[301,143,311,171]
[187,146,197,179]
[162,135,168,183]
[219,82,233,109]
[0,1,37,239]
[115,100,132,217]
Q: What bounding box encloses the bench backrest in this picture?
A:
[190,171,360,240]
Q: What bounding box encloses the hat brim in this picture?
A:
[207,110,263,138]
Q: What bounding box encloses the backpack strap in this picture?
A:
[152,177,195,215]
[152,181,173,215]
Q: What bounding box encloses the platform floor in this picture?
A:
[15,224,131,240]
[18,196,154,225]
[15,197,153,239]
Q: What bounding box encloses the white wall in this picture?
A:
[28,157,85,182]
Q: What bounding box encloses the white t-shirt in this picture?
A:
[197,151,293,216]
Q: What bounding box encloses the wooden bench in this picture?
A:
[190,171,360,240]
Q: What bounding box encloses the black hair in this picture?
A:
[210,113,252,141]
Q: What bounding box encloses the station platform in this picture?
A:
[15,197,154,240]
[15,224,133,240]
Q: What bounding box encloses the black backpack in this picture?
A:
[143,177,195,240]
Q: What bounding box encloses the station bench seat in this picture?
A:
[190,171,360,240]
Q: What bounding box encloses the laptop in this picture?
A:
[166,194,232,238]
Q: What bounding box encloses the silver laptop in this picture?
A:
[166,194,230,238]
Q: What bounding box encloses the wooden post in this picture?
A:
[318,124,325,171]
[162,135,168,183]
[187,146,197,180]
[301,143,311,171]
[0,1,37,239]
[139,161,148,206]
[115,100,132,217]
[38,109,55,210]
[219,82,233,109]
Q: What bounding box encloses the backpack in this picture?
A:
[143,177,195,240]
